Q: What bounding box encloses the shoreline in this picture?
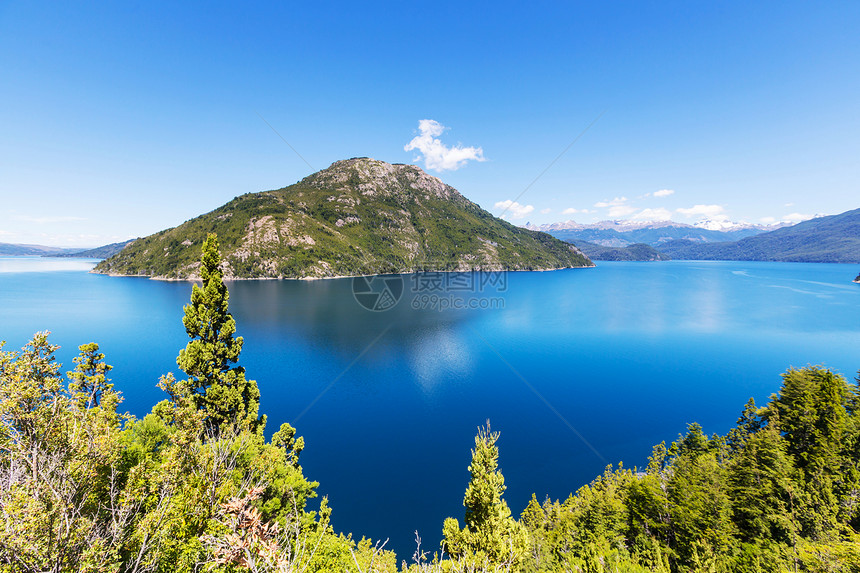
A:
[91,264,598,282]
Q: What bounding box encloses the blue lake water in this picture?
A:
[1,256,859,558]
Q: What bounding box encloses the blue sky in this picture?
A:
[1,1,858,246]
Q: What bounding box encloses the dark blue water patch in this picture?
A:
[1,259,859,559]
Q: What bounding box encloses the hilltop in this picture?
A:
[94,158,592,279]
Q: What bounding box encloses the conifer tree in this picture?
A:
[768,366,850,538]
[728,421,797,546]
[176,233,263,432]
[443,421,527,566]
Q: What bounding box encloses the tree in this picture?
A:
[0,335,129,572]
[726,398,762,454]
[766,367,852,538]
[728,421,798,547]
[176,233,263,432]
[442,421,527,567]
[665,425,734,569]
[67,342,113,409]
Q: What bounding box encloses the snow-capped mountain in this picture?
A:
[691,219,794,232]
[523,219,797,248]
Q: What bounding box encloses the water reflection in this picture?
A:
[227,276,487,359]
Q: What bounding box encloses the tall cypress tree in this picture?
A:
[176,233,262,431]
[442,421,526,565]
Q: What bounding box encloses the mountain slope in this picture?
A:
[575,241,669,261]
[658,208,860,263]
[95,158,592,279]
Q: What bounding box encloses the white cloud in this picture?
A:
[594,196,628,208]
[782,212,814,223]
[540,208,551,214]
[562,207,582,215]
[494,200,534,220]
[653,189,675,198]
[608,205,637,217]
[632,207,673,221]
[760,216,776,224]
[784,202,794,207]
[676,204,727,220]
[404,119,485,172]
[594,197,636,217]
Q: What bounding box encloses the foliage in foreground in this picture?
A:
[2,233,860,572]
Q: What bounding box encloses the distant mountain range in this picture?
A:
[95,158,592,279]
[525,219,792,248]
[49,240,136,259]
[657,208,860,263]
[530,209,860,264]
[0,240,133,259]
[0,242,78,256]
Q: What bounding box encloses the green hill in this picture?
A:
[658,208,860,263]
[94,158,592,279]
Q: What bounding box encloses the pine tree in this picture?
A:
[726,397,763,454]
[442,421,527,566]
[176,233,262,432]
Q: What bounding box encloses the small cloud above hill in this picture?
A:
[495,200,534,220]
[404,119,485,172]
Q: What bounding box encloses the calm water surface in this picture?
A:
[2,256,859,558]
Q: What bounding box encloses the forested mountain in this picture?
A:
[659,207,860,263]
[94,158,591,279]
[2,236,859,572]
[575,241,669,261]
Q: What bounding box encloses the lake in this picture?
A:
[1,257,859,559]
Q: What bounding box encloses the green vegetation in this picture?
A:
[4,237,860,572]
[93,158,592,279]
[0,237,392,572]
[574,241,669,262]
[171,233,262,432]
[442,422,528,569]
[658,208,860,263]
